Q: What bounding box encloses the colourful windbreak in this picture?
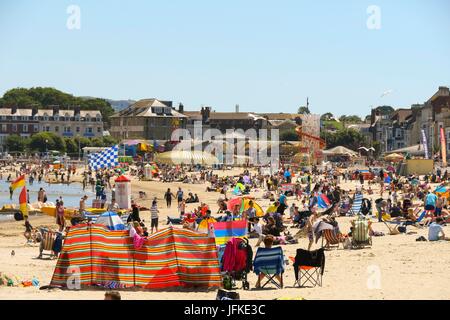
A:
[50,225,222,290]
[211,220,248,246]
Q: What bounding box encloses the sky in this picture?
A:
[1,0,449,117]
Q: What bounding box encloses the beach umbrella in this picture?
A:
[384,153,404,162]
[96,211,126,230]
[317,194,331,209]
[198,217,217,233]
[226,197,264,217]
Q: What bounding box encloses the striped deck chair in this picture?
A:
[321,229,342,249]
[38,228,56,259]
[292,248,325,287]
[349,193,363,216]
[253,246,285,289]
[352,218,372,249]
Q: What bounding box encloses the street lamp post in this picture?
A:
[78,135,81,161]
[45,139,48,153]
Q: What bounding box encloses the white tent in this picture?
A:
[322,146,358,157]
[154,150,219,165]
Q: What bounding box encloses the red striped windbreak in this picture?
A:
[50,224,222,290]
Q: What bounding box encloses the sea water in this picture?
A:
[0,180,101,221]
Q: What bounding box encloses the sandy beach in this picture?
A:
[1,169,449,300]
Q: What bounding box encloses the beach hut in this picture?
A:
[50,224,222,290]
[95,211,126,230]
[115,175,131,209]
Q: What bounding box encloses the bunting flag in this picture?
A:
[421,129,429,159]
[10,175,26,192]
[19,187,28,218]
[441,127,447,167]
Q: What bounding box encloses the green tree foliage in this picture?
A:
[297,106,310,114]
[320,112,334,121]
[0,87,114,128]
[5,135,27,152]
[280,129,299,141]
[338,115,362,123]
[64,137,78,154]
[321,128,367,150]
[28,132,66,152]
[374,105,395,115]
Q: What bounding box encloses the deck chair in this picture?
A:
[349,193,363,216]
[253,246,285,289]
[38,228,56,259]
[351,218,372,249]
[292,248,325,287]
[321,229,342,249]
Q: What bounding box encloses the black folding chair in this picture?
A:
[293,248,325,287]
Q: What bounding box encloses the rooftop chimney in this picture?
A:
[235,104,240,113]
[178,103,184,113]
[11,105,17,114]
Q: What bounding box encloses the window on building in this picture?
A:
[46,126,50,132]
[23,124,28,133]
[86,127,93,133]
[12,124,17,132]
[76,127,80,133]
[55,126,59,132]
[97,127,101,133]
[64,127,71,133]
[34,125,38,132]
[1,124,6,132]
[21,116,27,121]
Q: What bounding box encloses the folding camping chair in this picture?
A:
[38,228,56,259]
[253,246,285,289]
[321,229,343,249]
[349,193,363,216]
[292,248,325,287]
[351,218,372,249]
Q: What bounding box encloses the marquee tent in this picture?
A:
[154,150,219,165]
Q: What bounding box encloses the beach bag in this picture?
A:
[343,237,352,249]
[216,289,240,300]
[222,275,232,290]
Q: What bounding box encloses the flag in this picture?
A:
[19,187,28,218]
[441,127,447,167]
[88,145,119,170]
[421,129,429,159]
[10,175,25,192]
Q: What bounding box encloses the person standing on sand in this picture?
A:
[79,195,88,216]
[306,207,319,251]
[164,188,175,208]
[56,200,65,232]
[176,187,184,205]
[150,200,159,234]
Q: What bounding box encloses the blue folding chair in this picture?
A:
[253,246,285,289]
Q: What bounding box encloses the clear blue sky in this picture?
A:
[1,0,449,117]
